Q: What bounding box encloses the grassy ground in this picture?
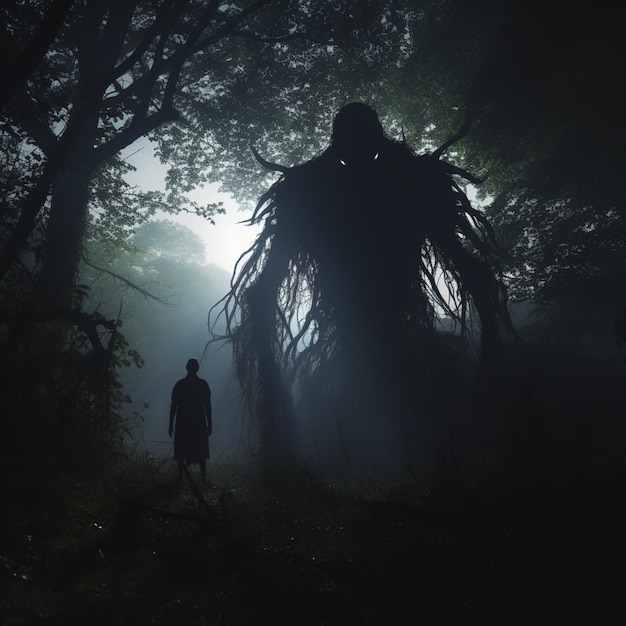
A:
[2,455,625,625]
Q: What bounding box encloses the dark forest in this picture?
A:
[1,1,625,624]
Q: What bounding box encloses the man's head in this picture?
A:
[331,103,384,167]
[186,358,200,374]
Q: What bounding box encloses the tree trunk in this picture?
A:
[38,130,97,312]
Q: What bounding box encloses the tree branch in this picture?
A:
[229,28,332,45]
[112,0,180,80]
[81,254,169,305]
[0,307,116,360]
[192,0,275,53]
[0,0,75,108]
[98,0,274,160]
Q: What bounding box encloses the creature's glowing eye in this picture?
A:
[339,154,378,166]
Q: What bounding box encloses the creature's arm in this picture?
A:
[238,221,296,454]
[424,161,509,365]
[442,233,502,361]
[243,228,292,383]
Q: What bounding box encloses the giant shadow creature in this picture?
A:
[214,103,514,464]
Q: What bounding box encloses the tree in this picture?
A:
[0,0,412,311]
[0,0,412,477]
[391,1,626,341]
[9,0,620,476]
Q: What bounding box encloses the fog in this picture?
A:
[118,267,247,462]
[122,140,258,273]
[115,142,626,480]
[117,231,626,478]
[118,142,259,462]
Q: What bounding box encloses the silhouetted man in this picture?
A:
[169,358,212,485]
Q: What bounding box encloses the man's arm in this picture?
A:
[169,384,178,437]
[205,382,212,436]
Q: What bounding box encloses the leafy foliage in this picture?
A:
[390,1,626,341]
[0,0,413,494]
[2,5,626,622]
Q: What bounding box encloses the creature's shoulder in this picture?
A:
[380,142,447,183]
[273,154,334,204]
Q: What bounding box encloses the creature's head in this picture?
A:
[186,358,200,374]
[331,103,384,167]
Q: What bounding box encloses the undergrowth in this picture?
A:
[2,448,625,625]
